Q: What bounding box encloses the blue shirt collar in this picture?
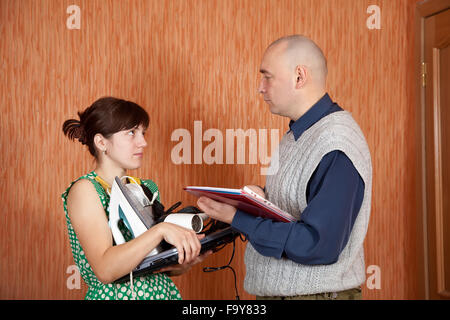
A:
[288,93,338,141]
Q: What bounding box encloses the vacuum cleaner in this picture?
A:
[108,176,207,257]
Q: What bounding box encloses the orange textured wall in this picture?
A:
[0,0,417,299]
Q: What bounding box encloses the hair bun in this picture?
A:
[62,119,87,144]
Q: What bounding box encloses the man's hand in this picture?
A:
[197,196,237,224]
[245,185,265,198]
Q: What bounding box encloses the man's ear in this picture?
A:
[295,65,308,89]
[93,133,107,153]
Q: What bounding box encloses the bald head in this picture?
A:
[258,35,328,120]
[267,35,328,88]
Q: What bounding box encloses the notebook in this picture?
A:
[114,224,238,283]
[184,186,296,223]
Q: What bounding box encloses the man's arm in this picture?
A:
[200,150,365,265]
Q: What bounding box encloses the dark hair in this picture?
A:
[62,97,149,158]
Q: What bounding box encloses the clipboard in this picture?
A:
[184,186,296,223]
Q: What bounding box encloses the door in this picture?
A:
[423,7,450,300]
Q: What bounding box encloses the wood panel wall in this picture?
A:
[0,0,418,299]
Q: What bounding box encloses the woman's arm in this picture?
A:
[67,179,201,284]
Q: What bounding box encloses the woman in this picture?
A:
[61,97,206,300]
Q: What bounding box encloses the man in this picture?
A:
[197,35,372,300]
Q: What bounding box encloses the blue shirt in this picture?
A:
[231,93,365,265]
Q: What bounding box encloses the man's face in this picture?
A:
[258,44,296,117]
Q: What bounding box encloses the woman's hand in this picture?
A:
[154,222,203,265]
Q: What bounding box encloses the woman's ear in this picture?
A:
[295,65,308,89]
[93,133,108,155]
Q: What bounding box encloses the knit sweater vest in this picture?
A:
[244,110,372,296]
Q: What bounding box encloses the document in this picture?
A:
[184,186,296,222]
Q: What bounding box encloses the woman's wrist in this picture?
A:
[149,222,165,242]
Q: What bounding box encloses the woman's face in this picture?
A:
[105,124,148,170]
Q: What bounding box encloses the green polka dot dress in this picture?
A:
[61,171,182,300]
